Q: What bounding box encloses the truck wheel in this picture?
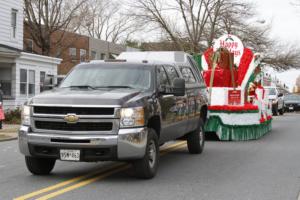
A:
[279,108,284,115]
[25,156,56,175]
[187,119,205,154]
[133,129,159,179]
[0,121,2,129]
[273,104,279,116]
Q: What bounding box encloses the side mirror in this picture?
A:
[278,93,283,97]
[173,78,185,96]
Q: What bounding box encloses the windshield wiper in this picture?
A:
[95,85,135,89]
[64,85,96,90]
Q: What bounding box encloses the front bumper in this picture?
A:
[18,126,148,161]
[284,104,300,112]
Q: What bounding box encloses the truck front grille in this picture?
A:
[35,121,113,131]
[33,106,114,115]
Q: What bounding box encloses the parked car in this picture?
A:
[0,89,4,129]
[18,59,208,179]
[284,94,300,112]
[265,87,284,116]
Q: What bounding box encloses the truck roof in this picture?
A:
[116,51,192,65]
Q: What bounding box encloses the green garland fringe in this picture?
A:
[209,110,259,113]
[205,116,272,141]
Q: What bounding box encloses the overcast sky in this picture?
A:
[254,0,300,43]
[253,0,300,90]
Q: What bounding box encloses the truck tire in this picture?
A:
[133,129,159,179]
[0,121,2,129]
[273,104,279,116]
[187,119,205,154]
[279,108,284,115]
[25,156,56,175]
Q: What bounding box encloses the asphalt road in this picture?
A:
[1,113,300,200]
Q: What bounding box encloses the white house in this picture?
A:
[0,0,61,110]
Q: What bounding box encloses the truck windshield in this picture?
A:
[285,95,300,101]
[60,65,152,90]
[267,88,276,95]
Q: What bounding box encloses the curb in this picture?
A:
[0,136,18,142]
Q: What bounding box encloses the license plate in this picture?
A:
[60,149,80,161]
[289,107,294,110]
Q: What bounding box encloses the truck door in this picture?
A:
[180,66,201,133]
[164,65,188,139]
[156,65,178,142]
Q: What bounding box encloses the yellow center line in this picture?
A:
[14,141,187,200]
[36,165,131,200]
[36,143,187,200]
[13,163,125,200]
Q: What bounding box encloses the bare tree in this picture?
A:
[24,0,86,55]
[263,44,300,70]
[79,0,136,43]
[129,0,300,69]
[129,0,271,53]
[130,0,216,52]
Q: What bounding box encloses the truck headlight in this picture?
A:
[272,99,278,104]
[21,105,31,126]
[120,107,144,128]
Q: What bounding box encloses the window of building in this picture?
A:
[28,70,35,96]
[25,39,33,53]
[0,80,12,97]
[0,68,12,98]
[180,67,197,84]
[20,69,27,95]
[11,9,17,39]
[91,50,97,60]
[100,53,106,60]
[56,47,61,58]
[69,48,77,59]
[80,49,87,62]
[40,71,46,92]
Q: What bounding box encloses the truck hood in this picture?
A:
[285,100,300,104]
[30,88,144,106]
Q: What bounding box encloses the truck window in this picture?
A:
[180,67,197,84]
[164,65,179,85]
[157,66,170,87]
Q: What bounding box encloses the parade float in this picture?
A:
[200,34,272,141]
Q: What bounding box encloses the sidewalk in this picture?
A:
[0,124,19,142]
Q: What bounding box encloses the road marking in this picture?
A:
[14,141,187,200]
[36,143,187,200]
[13,163,125,200]
[36,165,131,200]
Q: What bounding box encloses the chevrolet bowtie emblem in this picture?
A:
[64,114,79,124]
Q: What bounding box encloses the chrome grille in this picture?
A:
[31,105,120,134]
[33,106,114,115]
[35,121,113,131]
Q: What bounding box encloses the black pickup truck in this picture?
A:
[19,60,208,179]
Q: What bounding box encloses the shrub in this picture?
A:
[4,108,21,124]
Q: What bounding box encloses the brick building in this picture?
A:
[24,23,134,75]
[24,23,89,75]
